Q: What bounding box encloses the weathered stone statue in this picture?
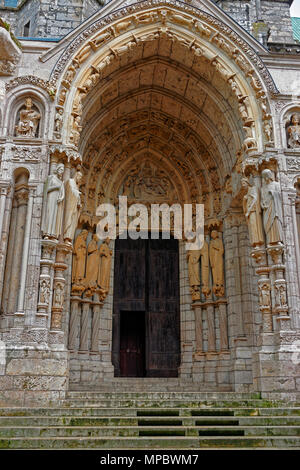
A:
[242,177,264,247]
[209,230,225,298]
[63,170,83,242]
[287,113,300,148]
[98,238,112,296]
[41,163,65,239]
[85,234,99,287]
[15,97,41,137]
[187,250,201,300]
[200,240,211,298]
[72,229,88,283]
[261,169,283,245]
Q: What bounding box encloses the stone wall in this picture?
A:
[217,0,295,44]
[0,0,104,38]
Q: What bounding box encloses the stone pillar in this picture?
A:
[7,186,28,317]
[252,248,272,334]
[16,186,35,314]
[36,239,57,327]
[79,296,91,352]
[50,242,72,334]
[91,292,103,354]
[206,301,216,352]
[218,300,229,351]
[68,296,81,351]
[268,244,290,330]
[0,184,11,309]
[193,303,203,353]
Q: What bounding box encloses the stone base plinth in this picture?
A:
[0,346,69,406]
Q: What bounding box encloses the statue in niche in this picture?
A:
[200,240,211,298]
[261,169,283,245]
[63,170,83,243]
[39,279,51,305]
[187,250,201,301]
[72,229,88,283]
[209,230,225,298]
[98,238,112,297]
[41,163,65,239]
[15,98,41,137]
[242,177,265,247]
[287,113,300,148]
[85,234,99,288]
[54,107,64,134]
[53,281,64,308]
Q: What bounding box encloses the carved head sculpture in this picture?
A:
[81,229,88,240]
[25,97,33,110]
[291,113,300,125]
[75,170,83,185]
[211,230,218,240]
[261,169,274,184]
[241,177,250,190]
[56,163,64,178]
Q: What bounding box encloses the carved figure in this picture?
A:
[41,163,65,238]
[200,240,210,298]
[242,178,264,247]
[72,229,88,283]
[15,98,41,137]
[85,234,99,287]
[209,230,225,297]
[97,238,112,296]
[63,170,83,242]
[261,169,283,245]
[39,279,50,305]
[187,250,200,291]
[287,113,300,148]
[55,107,63,133]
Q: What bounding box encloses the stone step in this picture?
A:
[65,399,296,408]
[1,407,300,417]
[0,425,300,438]
[67,391,261,400]
[1,436,300,449]
[1,415,300,426]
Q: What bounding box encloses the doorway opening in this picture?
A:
[113,236,180,378]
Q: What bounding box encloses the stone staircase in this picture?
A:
[0,388,300,449]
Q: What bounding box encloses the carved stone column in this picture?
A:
[50,242,72,332]
[91,291,103,354]
[192,303,204,354]
[16,185,35,314]
[79,294,92,352]
[268,244,290,330]
[36,239,57,327]
[217,299,229,351]
[0,184,11,307]
[206,301,216,352]
[7,186,28,318]
[252,248,272,333]
[68,290,84,351]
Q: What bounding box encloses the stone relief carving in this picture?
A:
[200,239,210,298]
[98,238,112,298]
[11,145,43,162]
[72,229,88,284]
[187,249,201,301]
[242,177,264,247]
[63,170,83,242]
[85,234,99,288]
[5,75,56,99]
[287,113,300,149]
[41,163,65,239]
[261,169,283,245]
[15,98,41,138]
[209,230,225,298]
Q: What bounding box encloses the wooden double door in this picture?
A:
[112,237,180,377]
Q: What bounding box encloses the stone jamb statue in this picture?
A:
[41,163,65,239]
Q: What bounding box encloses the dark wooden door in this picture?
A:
[113,237,180,377]
[120,311,145,377]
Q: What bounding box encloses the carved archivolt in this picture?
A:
[52,4,274,152]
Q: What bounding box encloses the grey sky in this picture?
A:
[291,0,300,17]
